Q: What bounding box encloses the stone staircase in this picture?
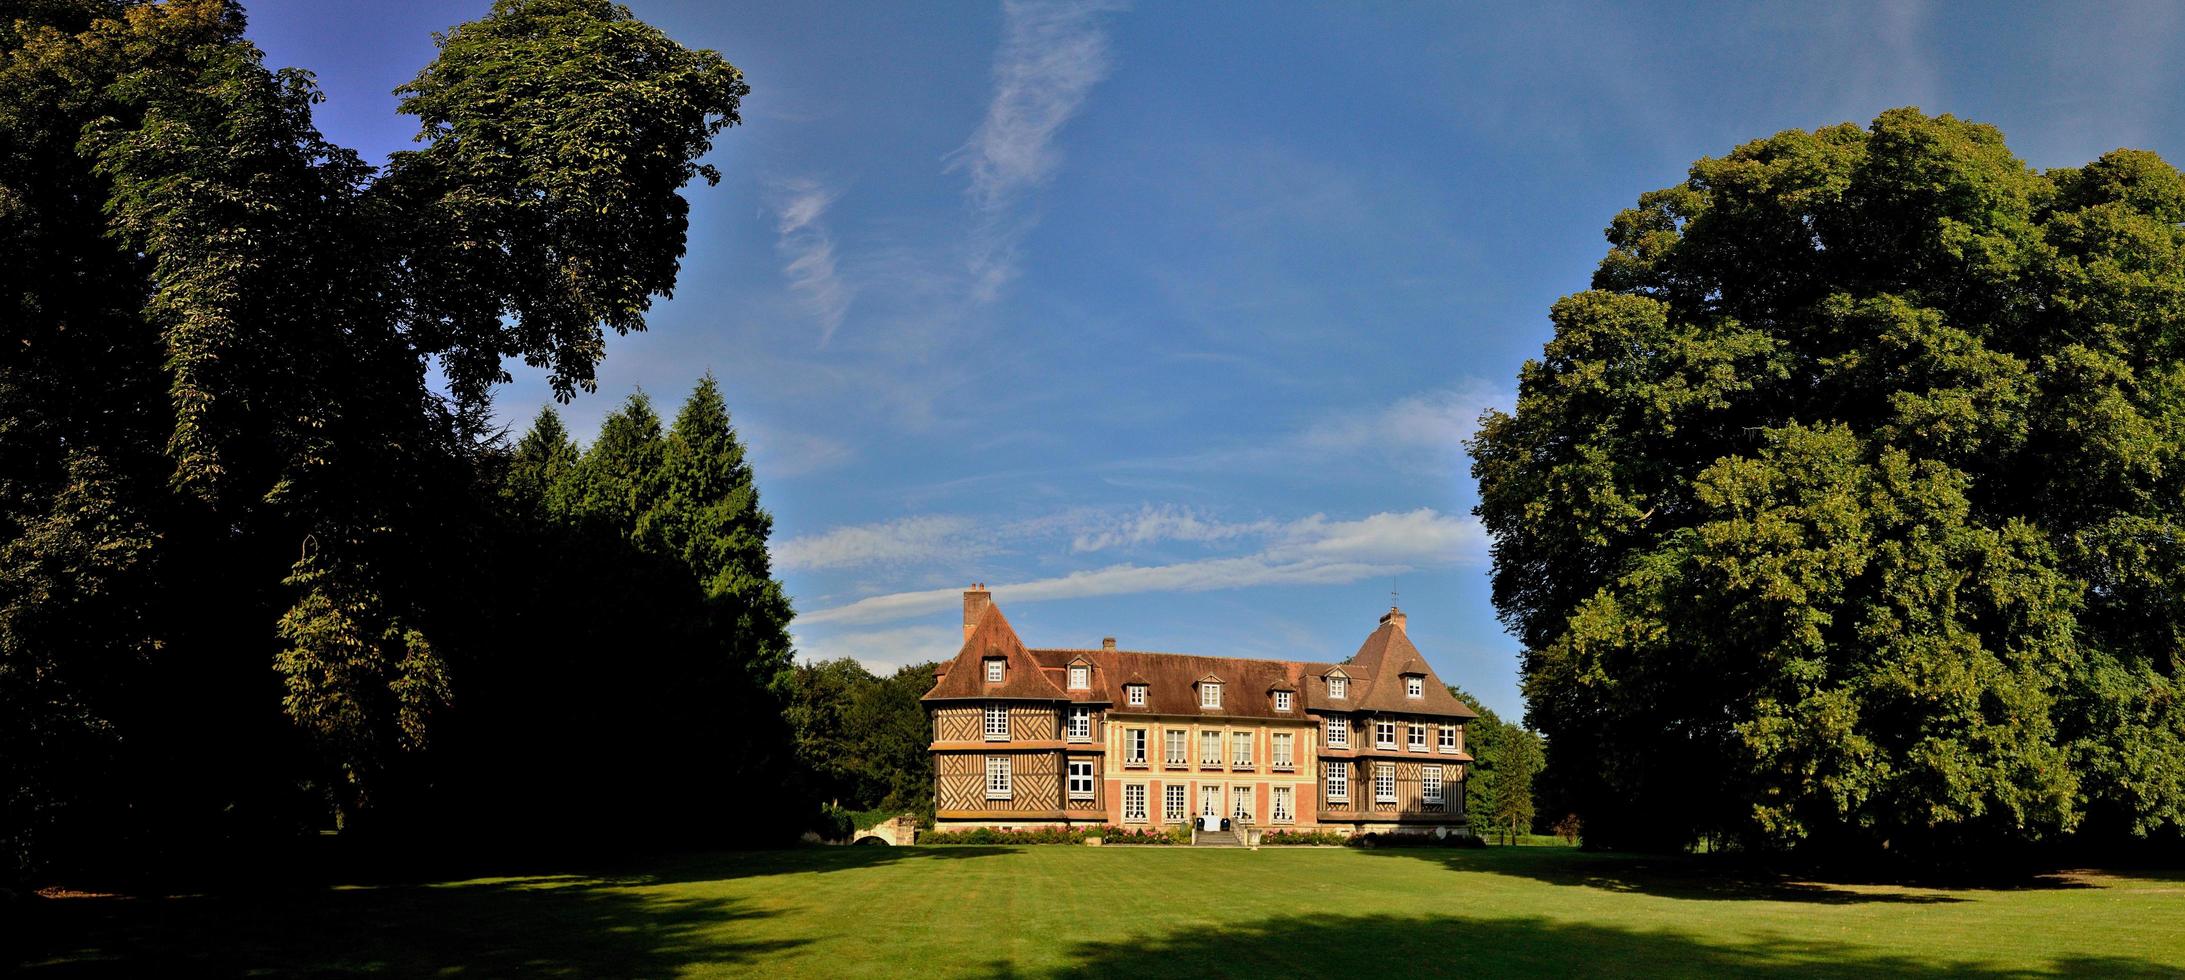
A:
[1190,824,1250,847]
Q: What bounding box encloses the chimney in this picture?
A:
[963,583,992,639]
[1101,637,1116,651]
[1380,606,1407,633]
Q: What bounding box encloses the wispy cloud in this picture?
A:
[741,421,854,479]
[1296,381,1508,472]
[800,508,1485,626]
[950,0,1124,301]
[770,177,855,345]
[776,515,987,572]
[792,623,965,675]
[1070,504,1278,552]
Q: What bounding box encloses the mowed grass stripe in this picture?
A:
[18,846,2185,977]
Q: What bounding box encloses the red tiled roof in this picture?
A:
[922,601,1477,721]
[922,604,1068,701]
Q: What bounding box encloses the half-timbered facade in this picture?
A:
[922,586,1479,836]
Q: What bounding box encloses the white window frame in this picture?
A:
[1067,706,1091,742]
[984,704,1009,741]
[1272,785,1293,823]
[986,756,1012,800]
[1271,731,1294,769]
[1406,675,1423,698]
[1325,716,1348,749]
[1375,762,1396,803]
[1164,784,1187,822]
[1232,785,1252,822]
[1439,724,1457,753]
[1324,761,1349,803]
[1068,759,1096,800]
[1408,723,1427,751]
[1200,785,1221,817]
[1125,728,1147,765]
[1123,783,1147,823]
[1328,675,1347,699]
[1375,720,1395,749]
[984,658,1004,683]
[1127,684,1146,706]
[1423,765,1444,804]
[1232,730,1253,768]
[1165,729,1187,767]
[1069,664,1089,690]
[1274,690,1292,712]
[1200,729,1223,767]
[1200,682,1222,709]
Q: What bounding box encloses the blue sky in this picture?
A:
[248,1,2185,718]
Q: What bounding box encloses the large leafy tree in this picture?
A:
[1472,109,2185,857]
[0,0,746,876]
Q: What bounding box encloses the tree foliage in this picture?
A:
[0,0,759,879]
[1472,109,2185,857]
[787,659,937,817]
[1449,685,1541,843]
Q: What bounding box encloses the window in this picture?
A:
[1069,664,1089,689]
[1328,675,1348,699]
[1375,720,1395,749]
[1200,730,1223,767]
[1165,729,1187,766]
[1123,783,1147,822]
[1324,761,1349,803]
[1125,728,1147,765]
[1375,763,1396,803]
[986,756,1012,799]
[1127,684,1146,706]
[1271,732,1294,769]
[1067,707,1091,742]
[984,704,1009,741]
[1274,690,1292,712]
[1325,716,1349,749]
[1272,786,1293,822]
[1408,723,1427,751]
[1201,785,1221,817]
[1232,786,1252,821]
[1406,675,1423,698]
[1200,682,1222,709]
[984,659,1004,683]
[1164,784,1187,821]
[1422,765,1444,804]
[1439,724,1457,753]
[1232,730,1253,768]
[1068,760,1095,800]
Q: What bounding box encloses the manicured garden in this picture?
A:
[16,845,2185,976]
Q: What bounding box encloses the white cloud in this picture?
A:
[949,0,1124,300]
[793,624,965,676]
[1296,382,1508,470]
[1070,505,1278,552]
[800,508,1486,626]
[770,177,855,345]
[775,515,985,572]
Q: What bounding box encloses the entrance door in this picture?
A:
[1199,785,1220,819]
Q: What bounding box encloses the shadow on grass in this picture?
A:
[1346,845,2108,904]
[16,846,1013,976]
[1039,911,2174,978]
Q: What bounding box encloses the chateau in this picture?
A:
[922,586,1478,837]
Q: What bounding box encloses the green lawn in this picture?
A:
[17,845,2185,977]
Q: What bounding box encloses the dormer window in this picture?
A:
[1127,684,1146,706]
[1274,690,1292,712]
[1069,664,1089,689]
[1328,675,1348,699]
[1200,681,1222,709]
[1406,675,1423,698]
[984,658,1004,683]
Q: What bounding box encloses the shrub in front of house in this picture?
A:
[1258,829,1351,846]
[918,826,1095,845]
[1102,826,1189,845]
